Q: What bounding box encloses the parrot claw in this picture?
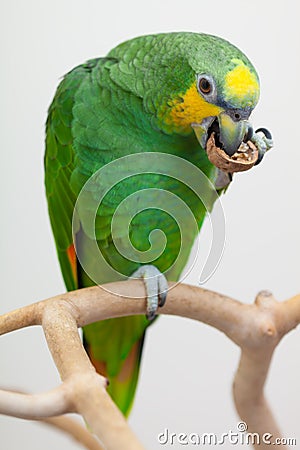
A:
[130,265,168,320]
[250,128,273,165]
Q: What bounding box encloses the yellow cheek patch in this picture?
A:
[224,60,260,107]
[164,82,222,134]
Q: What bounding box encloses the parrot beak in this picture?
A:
[217,112,250,157]
[192,110,253,157]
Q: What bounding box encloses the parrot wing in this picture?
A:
[45,59,148,416]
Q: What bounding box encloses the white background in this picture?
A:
[1,1,299,449]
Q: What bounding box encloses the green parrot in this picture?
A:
[44,32,272,416]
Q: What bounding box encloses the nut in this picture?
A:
[206,132,259,173]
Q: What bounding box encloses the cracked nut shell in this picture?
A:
[206,132,259,173]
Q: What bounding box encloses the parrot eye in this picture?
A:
[196,74,216,102]
[198,77,212,94]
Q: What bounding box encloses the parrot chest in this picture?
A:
[75,162,215,282]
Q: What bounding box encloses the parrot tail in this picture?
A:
[83,316,147,417]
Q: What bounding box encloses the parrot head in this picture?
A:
[109,33,271,164]
[183,56,259,157]
[149,33,261,158]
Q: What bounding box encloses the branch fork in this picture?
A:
[1,281,299,449]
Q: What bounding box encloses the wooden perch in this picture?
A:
[0,281,300,450]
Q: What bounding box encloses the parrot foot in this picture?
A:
[250,128,273,165]
[130,265,168,321]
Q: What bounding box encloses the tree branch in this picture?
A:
[42,416,105,450]
[1,281,299,449]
